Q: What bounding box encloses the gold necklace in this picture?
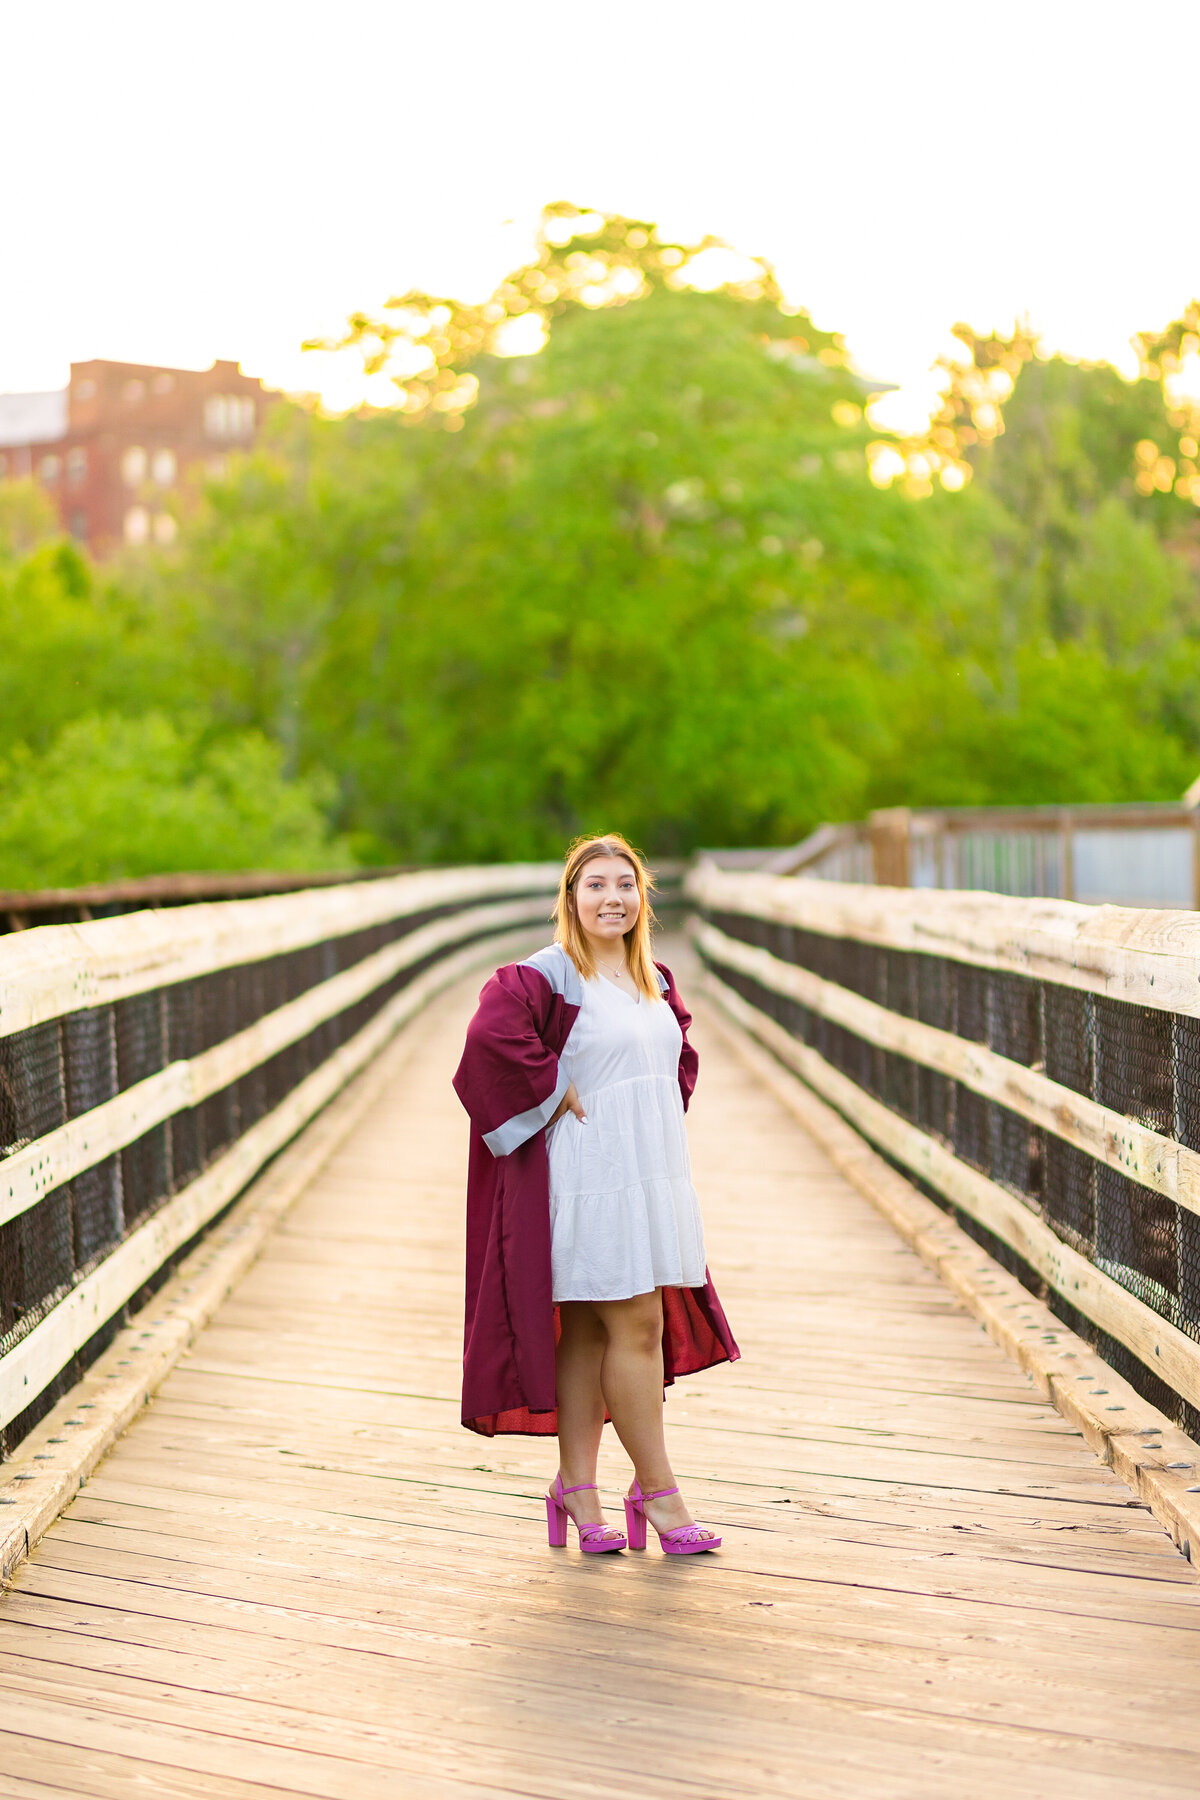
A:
[597,958,626,981]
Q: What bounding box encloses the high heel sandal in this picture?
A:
[546,1473,627,1552]
[623,1481,721,1554]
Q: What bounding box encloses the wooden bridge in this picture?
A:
[2,867,1200,1797]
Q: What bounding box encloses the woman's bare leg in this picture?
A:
[553,1301,612,1529]
[593,1289,714,1540]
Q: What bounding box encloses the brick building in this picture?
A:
[0,359,274,555]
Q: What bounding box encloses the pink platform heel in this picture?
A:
[546,1474,627,1552]
[623,1481,721,1554]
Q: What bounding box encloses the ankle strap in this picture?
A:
[558,1479,598,1497]
[642,1484,680,1501]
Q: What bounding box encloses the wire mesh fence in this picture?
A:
[0,869,558,1456]
[690,875,1200,1438]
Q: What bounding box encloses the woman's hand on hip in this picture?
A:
[549,1082,587,1126]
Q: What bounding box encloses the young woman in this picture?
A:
[453,833,739,1555]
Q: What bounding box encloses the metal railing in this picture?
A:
[688,862,1200,1436]
[0,865,559,1455]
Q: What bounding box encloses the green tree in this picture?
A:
[0,480,60,559]
[9,208,1197,876]
[0,542,185,760]
[1060,498,1194,657]
[0,712,351,889]
[157,227,1200,854]
[306,199,843,421]
[1134,298,1200,473]
[890,318,1200,805]
[179,273,965,858]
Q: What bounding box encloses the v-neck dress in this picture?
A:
[546,973,707,1303]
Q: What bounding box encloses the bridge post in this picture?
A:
[867,807,911,888]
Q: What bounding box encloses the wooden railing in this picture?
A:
[687,861,1200,1436]
[0,867,418,936]
[757,803,1200,910]
[0,865,559,1454]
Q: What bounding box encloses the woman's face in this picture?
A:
[572,856,641,948]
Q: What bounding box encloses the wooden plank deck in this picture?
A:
[2,953,1199,1799]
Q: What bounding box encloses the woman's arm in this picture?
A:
[453,964,573,1155]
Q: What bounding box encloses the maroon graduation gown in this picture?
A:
[452,943,740,1436]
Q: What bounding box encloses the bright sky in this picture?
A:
[3,0,1198,432]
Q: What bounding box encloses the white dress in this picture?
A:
[546,973,707,1303]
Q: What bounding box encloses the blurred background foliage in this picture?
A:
[3,205,1199,883]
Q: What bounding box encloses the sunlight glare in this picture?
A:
[679,247,763,292]
[867,444,906,487]
[492,313,549,357]
[7,4,1199,438]
[1167,350,1200,406]
[543,211,605,247]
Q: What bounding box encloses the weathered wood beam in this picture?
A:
[0,863,558,1038]
[687,864,1200,1017]
[693,918,1194,1217]
[0,898,548,1227]
[0,926,538,1430]
[696,958,1200,1417]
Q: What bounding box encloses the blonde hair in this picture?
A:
[552,833,662,1001]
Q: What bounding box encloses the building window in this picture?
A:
[66,447,88,485]
[151,447,177,485]
[153,512,178,545]
[152,373,175,395]
[123,379,145,405]
[39,454,61,482]
[204,394,255,439]
[69,511,88,541]
[121,445,148,486]
[123,506,150,544]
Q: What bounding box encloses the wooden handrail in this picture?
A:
[693,915,1198,1216]
[756,822,866,876]
[0,864,564,1439]
[687,867,1200,1432]
[686,865,1200,1017]
[0,863,559,1038]
[698,956,1200,1419]
[755,802,1200,908]
[0,866,413,935]
[0,898,550,1229]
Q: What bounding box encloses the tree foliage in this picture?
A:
[1,208,1198,885]
[0,479,60,559]
[0,542,185,760]
[181,278,961,858]
[0,713,349,889]
[304,200,843,422]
